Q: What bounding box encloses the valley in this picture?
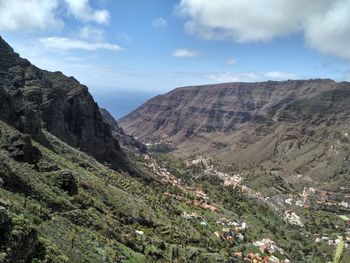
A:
[120,78,350,262]
[0,35,350,263]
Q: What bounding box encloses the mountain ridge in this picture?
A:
[120,79,350,182]
[1,35,350,262]
[0,36,137,174]
[119,78,345,139]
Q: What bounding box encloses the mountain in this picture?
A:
[0,36,134,173]
[120,79,345,139]
[120,80,350,183]
[1,36,350,262]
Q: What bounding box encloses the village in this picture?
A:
[141,154,297,262]
[139,151,350,261]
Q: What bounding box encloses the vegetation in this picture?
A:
[0,120,349,262]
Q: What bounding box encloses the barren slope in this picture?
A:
[120,80,350,181]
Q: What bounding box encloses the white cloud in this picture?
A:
[39,37,123,52]
[208,71,299,83]
[225,58,237,66]
[0,0,63,31]
[172,48,198,58]
[0,0,112,31]
[304,0,350,61]
[152,17,168,28]
[80,26,105,41]
[64,0,110,24]
[177,0,350,60]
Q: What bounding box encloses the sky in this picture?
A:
[1,0,350,117]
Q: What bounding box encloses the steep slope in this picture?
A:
[0,36,131,172]
[1,118,349,262]
[120,79,350,182]
[99,108,146,153]
[120,79,340,140]
[1,37,349,263]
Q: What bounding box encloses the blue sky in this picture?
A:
[1,0,350,117]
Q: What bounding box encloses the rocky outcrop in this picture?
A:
[0,133,41,164]
[0,36,133,173]
[0,157,32,195]
[0,84,48,147]
[55,171,78,196]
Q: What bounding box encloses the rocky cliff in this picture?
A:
[120,79,350,180]
[1,36,350,263]
[120,79,344,139]
[0,36,132,172]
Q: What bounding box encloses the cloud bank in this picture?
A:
[0,0,111,32]
[64,0,110,24]
[0,0,62,31]
[177,0,350,60]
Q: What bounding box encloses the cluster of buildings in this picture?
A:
[244,238,292,262]
[144,136,175,152]
[314,225,350,248]
[144,154,220,214]
[143,154,186,191]
[187,157,268,201]
[299,186,350,210]
[142,154,294,261]
[314,235,349,247]
[282,184,350,224]
[213,218,248,244]
[178,208,290,261]
[253,238,285,255]
[241,252,290,263]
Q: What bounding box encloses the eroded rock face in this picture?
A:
[0,36,43,141]
[35,72,131,171]
[120,79,350,180]
[0,36,132,173]
[119,79,343,141]
[0,86,47,147]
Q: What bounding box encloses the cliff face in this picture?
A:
[0,37,47,146]
[119,79,343,140]
[120,79,350,180]
[0,36,131,172]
